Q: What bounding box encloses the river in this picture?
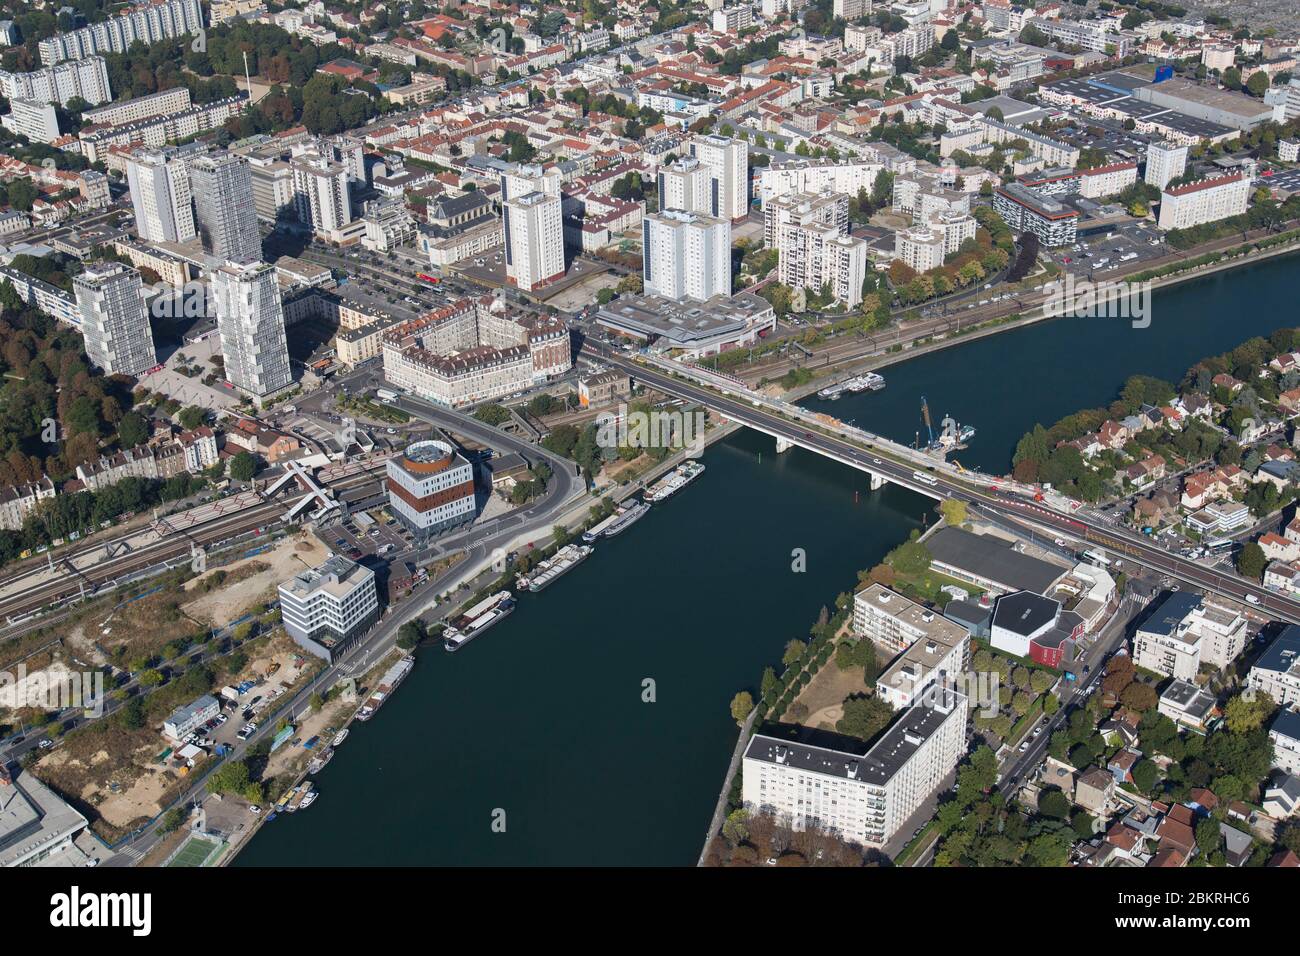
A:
[235,251,1300,866]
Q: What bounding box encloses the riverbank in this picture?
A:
[777,237,1300,407]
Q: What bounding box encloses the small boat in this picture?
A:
[306,748,334,774]
[298,790,318,810]
[643,460,706,502]
[332,729,349,747]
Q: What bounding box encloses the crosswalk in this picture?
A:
[118,845,144,861]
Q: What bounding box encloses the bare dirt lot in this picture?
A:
[792,660,873,732]
[182,532,329,627]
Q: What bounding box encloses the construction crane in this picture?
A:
[920,395,935,448]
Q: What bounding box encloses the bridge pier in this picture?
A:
[776,436,793,454]
[868,472,885,491]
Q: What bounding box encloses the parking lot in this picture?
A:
[327,508,412,564]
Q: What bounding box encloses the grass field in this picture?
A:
[166,834,225,867]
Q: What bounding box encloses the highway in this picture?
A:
[600,349,1300,624]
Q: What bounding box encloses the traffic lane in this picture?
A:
[625,360,1300,620]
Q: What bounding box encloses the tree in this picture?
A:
[1119,682,1157,714]
[1131,758,1159,794]
[730,691,753,723]
[1236,541,1266,580]
[116,411,148,448]
[1246,71,1269,97]
[939,498,967,526]
[178,406,206,430]
[1038,788,1070,819]
[836,694,893,740]
[229,451,257,482]
[1223,690,1274,734]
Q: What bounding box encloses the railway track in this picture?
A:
[0,472,384,623]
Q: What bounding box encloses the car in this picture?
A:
[236,729,249,741]
[38,739,53,750]
[250,804,262,814]
[216,714,228,725]
[1246,594,1261,605]
[1019,741,1029,752]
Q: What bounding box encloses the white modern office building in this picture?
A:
[126,148,196,244]
[504,190,564,292]
[385,439,477,541]
[642,209,731,302]
[1157,174,1250,231]
[210,260,293,405]
[690,133,749,222]
[73,262,156,377]
[190,152,262,263]
[278,554,379,661]
[1144,141,1188,190]
[742,689,968,848]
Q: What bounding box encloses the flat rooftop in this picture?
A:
[0,769,88,867]
[745,691,965,786]
[596,291,772,345]
[925,527,1068,594]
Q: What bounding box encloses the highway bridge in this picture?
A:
[596,347,1300,625]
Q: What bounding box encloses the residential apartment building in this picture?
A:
[1248,626,1300,709]
[385,439,476,542]
[78,94,245,165]
[854,585,971,710]
[1133,592,1248,681]
[0,479,55,531]
[0,99,61,143]
[73,262,155,377]
[711,5,753,33]
[1268,709,1300,776]
[767,191,868,307]
[0,57,111,107]
[756,159,883,208]
[503,190,564,292]
[82,86,190,128]
[291,153,354,240]
[39,0,205,64]
[742,689,968,847]
[210,260,293,405]
[656,157,713,216]
[642,209,731,302]
[1145,140,1188,190]
[1157,174,1250,231]
[278,554,380,661]
[690,134,749,222]
[382,298,570,406]
[362,198,417,252]
[894,226,946,272]
[126,148,196,244]
[190,152,262,263]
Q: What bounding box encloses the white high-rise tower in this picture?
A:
[74,262,156,377]
[126,148,195,244]
[211,260,292,404]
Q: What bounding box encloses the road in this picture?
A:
[88,396,586,865]
[598,348,1300,623]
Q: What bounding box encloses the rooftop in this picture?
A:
[744,691,966,786]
